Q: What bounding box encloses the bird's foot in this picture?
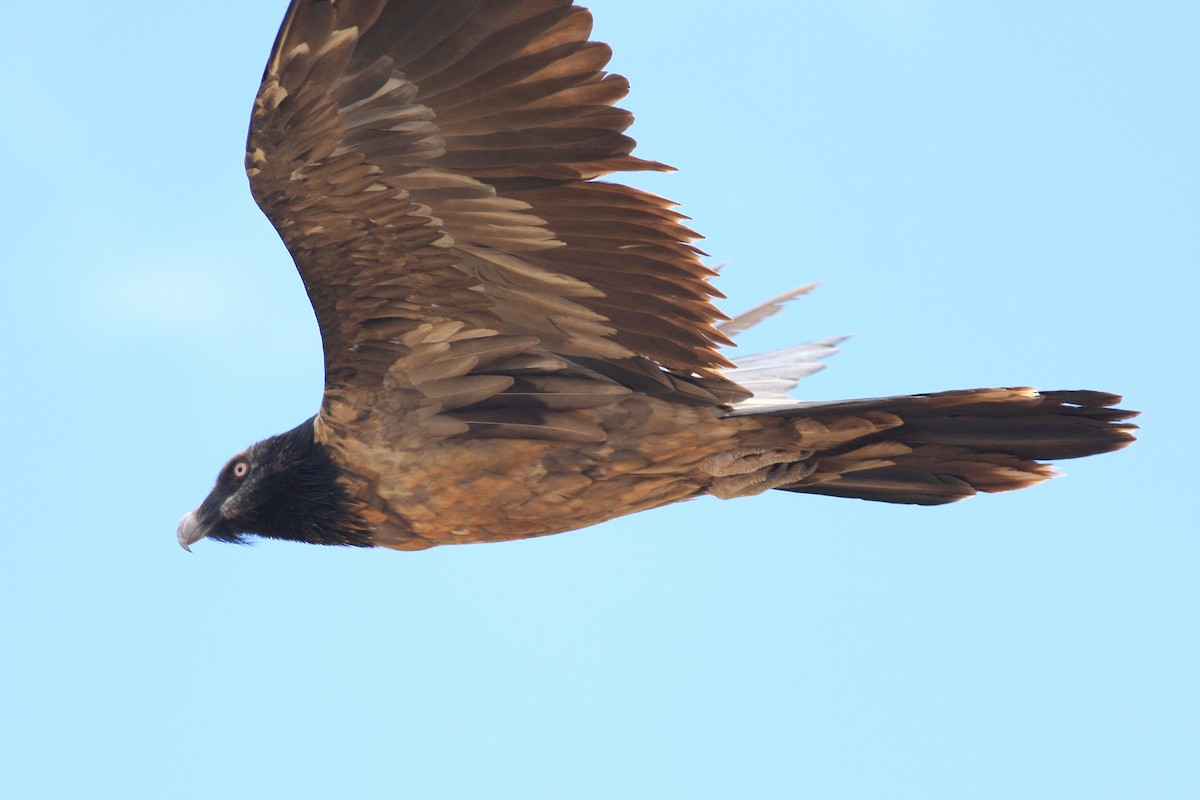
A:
[704,449,817,499]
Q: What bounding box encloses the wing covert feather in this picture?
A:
[247,0,745,442]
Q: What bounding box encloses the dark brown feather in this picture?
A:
[248,0,743,440]
[776,390,1137,505]
[177,1,1141,553]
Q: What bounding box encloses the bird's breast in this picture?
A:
[329,398,747,549]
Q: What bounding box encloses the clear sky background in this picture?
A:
[2,2,1196,798]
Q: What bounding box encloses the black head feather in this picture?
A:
[186,418,372,548]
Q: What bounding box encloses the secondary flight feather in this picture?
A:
[178,0,1137,552]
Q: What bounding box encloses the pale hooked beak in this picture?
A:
[177,510,205,552]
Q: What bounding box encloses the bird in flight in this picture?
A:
[178,0,1136,552]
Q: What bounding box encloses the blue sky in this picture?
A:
[2,2,1196,798]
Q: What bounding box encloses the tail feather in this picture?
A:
[760,388,1136,505]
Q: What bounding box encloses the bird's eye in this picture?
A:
[232,461,251,479]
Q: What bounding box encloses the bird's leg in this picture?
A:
[703,448,817,499]
[702,447,796,476]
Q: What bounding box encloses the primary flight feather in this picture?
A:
[178,0,1136,552]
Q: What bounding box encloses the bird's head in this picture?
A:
[176,418,371,550]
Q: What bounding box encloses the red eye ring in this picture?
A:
[232,461,250,479]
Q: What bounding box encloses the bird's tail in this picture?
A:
[708,388,1137,505]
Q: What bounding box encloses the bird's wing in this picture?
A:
[717,284,820,338]
[247,0,748,443]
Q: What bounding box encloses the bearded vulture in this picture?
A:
[177,0,1137,552]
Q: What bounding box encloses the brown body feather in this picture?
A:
[176,1,1136,553]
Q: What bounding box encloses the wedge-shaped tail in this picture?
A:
[752,388,1137,505]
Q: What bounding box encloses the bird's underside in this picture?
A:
[176,0,1136,552]
[318,385,1134,550]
